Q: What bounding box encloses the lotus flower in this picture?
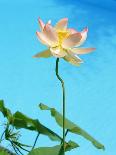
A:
[33,18,95,66]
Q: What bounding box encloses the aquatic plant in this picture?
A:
[0,18,104,155]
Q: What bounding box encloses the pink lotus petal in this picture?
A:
[47,20,51,24]
[64,50,83,66]
[71,47,96,54]
[76,27,88,47]
[43,24,58,45]
[68,28,78,34]
[62,33,82,48]
[55,18,68,30]
[36,31,51,46]
[33,49,52,58]
[38,18,45,31]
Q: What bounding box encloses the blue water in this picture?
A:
[0,0,116,154]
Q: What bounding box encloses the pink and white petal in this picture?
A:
[33,49,52,58]
[36,31,53,46]
[55,18,68,30]
[68,28,78,34]
[38,18,45,31]
[63,52,83,66]
[47,20,51,24]
[76,27,88,47]
[71,47,96,54]
[43,24,58,45]
[50,47,67,58]
[62,33,82,48]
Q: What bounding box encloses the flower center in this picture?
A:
[51,30,70,57]
[57,30,70,48]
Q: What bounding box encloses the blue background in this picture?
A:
[0,0,116,154]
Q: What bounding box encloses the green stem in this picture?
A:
[65,129,69,137]
[17,145,30,153]
[55,58,65,155]
[14,145,23,155]
[0,130,5,143]
[11,141,20,155]
[31,132,40,150]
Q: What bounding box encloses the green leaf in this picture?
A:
[28,140,79,155]
[0,100,62,142]
[0,146,15,155]
[0,151,10,155]
[12,111,62,142]
[65,140,79,151]
[39,103,105,150]
[0,100,12,122]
